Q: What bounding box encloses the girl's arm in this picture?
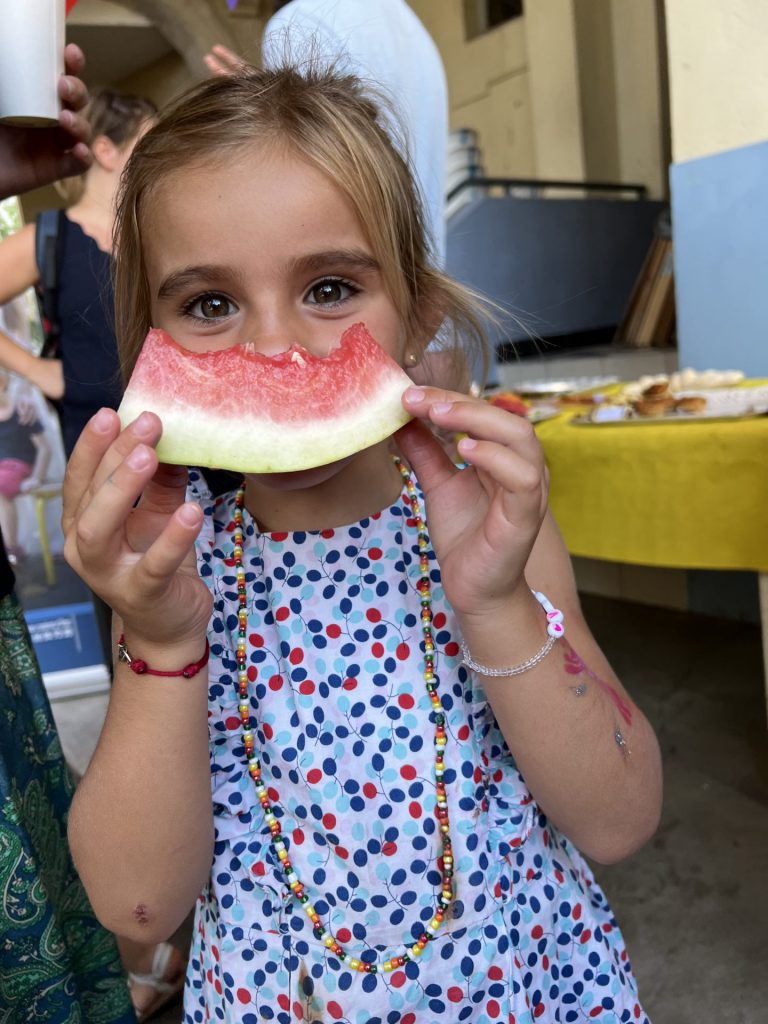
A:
[69,627,214,943]
[0,223,40,305]
[64,410,215,943]
[399,392,662,865]
[460,511,662,864]
[0,329,64,399]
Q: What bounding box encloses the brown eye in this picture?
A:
[183,293,236,322]
[311,281,344,304]
[305,279,358,307]
[199,295,231,318]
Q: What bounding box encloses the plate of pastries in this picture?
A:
[570,369,768,424]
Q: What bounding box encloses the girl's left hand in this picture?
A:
[397,386,549,616]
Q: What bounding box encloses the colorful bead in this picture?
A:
[229,456,454,974]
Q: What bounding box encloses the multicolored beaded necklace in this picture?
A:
[231,456,454,975]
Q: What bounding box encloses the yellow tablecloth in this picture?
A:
[534,383,768,573]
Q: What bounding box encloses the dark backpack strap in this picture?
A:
[34,208,67,359]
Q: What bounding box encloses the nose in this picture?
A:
[241,303,305,356]
[249,332,298,357]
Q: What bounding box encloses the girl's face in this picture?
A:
[142,145,407,366]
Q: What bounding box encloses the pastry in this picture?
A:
[674,395,707,413]
[642,381,671,398]
[632,397,675,418]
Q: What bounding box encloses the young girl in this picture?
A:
[63,65,662,1024]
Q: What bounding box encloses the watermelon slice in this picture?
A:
[118,323,414,473]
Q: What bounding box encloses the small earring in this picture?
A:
[405,351,418,366]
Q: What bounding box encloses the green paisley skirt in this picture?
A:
[0,591,135,1023]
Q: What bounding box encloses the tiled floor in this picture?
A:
[49,593,768,1023]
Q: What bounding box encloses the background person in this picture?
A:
[0,369,52,565]
[0,88,156,458]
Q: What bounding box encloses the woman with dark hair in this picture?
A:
[0,87,156,457]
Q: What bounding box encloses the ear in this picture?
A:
[90,134,121,172]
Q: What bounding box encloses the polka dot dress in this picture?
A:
[184,471,649,1024]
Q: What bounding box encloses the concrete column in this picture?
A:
[116,0,242,80]
[524,0,586,180]
[610,0,665,197]
[664,0,768,163]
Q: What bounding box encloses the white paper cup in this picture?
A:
[0,0,65,126]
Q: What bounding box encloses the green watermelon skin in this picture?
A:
[118,323,414,473]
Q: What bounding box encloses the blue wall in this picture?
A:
[671,139,768,377]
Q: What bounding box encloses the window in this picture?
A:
[464,0,524,40]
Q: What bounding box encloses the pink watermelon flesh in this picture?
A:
[118,323,414,473]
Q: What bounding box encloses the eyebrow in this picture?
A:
[289,249,380,276]
[157,264,246,300]
[156,249,381,302]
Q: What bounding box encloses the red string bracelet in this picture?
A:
[117,635,210,678]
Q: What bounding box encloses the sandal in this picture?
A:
[127,942,186,1022]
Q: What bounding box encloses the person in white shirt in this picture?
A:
[264,0,448,264]
[208,0,447,266]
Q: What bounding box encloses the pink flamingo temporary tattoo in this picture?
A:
[562,641,634,730]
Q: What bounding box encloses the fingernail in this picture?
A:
[134,412,155,436]
[178,504,200,526]
[403,388,426,405]
[91,409,113,433]
[59,108,73,128]
[432,402,453,415]
[126,446,151,469]
[458,437,477,454]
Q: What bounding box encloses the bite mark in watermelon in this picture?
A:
[118,323,413,473]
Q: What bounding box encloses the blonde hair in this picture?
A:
[113,64,489,386]
[56,89,157,205]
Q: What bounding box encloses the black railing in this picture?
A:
[446,176,647,202]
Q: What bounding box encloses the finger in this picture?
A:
[203,54,226,77]
[58,107,91,145]
[395,419,457,491]
[428,398,546,469]
[62,410,162,532]
[403,384,473,416]
[63,43,86,80]
[212,43,247,71]
[61,408,121,534]
[66,441,160,577]
[89,411,163,494]
[58,73,89,115]
[456,439,548,518]
[138,463,190,515]
[131,503,204,600]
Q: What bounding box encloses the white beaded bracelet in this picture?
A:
[459,590,565,678]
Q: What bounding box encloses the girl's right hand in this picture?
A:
[62,408,212,652]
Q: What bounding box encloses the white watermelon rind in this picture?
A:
[118,375,412,473]
[117,325,414,473]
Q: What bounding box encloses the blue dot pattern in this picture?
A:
[184,471,649,1024]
